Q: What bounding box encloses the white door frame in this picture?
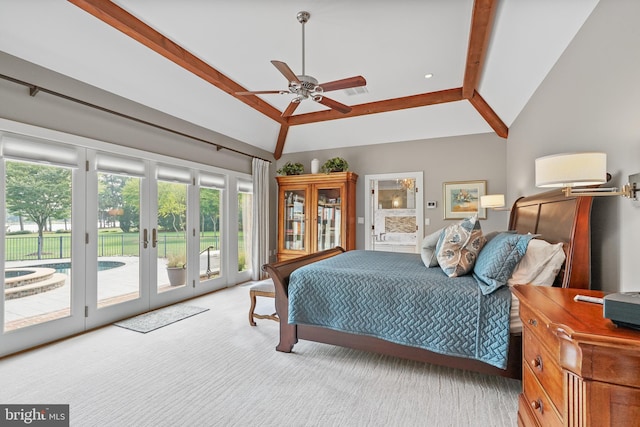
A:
[364,172,424,252]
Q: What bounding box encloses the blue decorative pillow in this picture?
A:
[473,232,534,295]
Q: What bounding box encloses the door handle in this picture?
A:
[143,228,149,249]
[152,228,158,248]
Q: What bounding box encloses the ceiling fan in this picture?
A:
[236,11,367,117]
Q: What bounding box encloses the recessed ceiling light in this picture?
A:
[424,73,434,79]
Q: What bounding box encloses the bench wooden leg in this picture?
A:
[249,290,258,326]
[249,288,279,326]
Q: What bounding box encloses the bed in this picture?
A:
[263,189,594,379]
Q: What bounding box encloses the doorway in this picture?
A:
[364,172,424,253]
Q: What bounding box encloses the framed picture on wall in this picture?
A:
[443,180,487,219]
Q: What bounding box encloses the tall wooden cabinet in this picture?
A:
[276,172,357,261]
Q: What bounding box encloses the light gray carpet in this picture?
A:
[0,284,520,426]
[113,305,209,333]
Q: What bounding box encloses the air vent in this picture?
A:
[344,86,369,96]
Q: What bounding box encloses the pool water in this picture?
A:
[23,261,125,276]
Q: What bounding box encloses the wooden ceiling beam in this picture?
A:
[67,0,286,124]
[463,0,499,99]
[468,90,508,138]
[274,124,289,160]
[71,0,508,156]
[287,88,464,126]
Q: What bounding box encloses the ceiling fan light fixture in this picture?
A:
[236,10,365,116]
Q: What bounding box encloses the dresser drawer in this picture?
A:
[519,303,560,358]
[522,364,562,427]
[523,329,563,412]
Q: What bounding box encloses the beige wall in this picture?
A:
[278,132,509,249]
[506,0,640,292]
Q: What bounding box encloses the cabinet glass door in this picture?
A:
[283,189,306,251]
[316,187,342,251]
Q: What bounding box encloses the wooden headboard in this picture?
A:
[508,189,594,289]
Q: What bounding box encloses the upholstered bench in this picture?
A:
[249,279,279,326]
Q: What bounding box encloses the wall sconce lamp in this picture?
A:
[535,152,639,200]
[480,194,506,210]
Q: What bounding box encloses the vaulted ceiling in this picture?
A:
[0,0,599,159]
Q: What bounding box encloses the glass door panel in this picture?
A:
[317,187,342,251]
[284,189,306,251]
[237,189,252,273]
[96,173,141,308]
[156,181,188,293]
[3,160,73,331]
[199,186,222,281]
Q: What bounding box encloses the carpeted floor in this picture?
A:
[0,284,521,426]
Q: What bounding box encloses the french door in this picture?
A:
[1,136,87,355]
[1,125,247,356]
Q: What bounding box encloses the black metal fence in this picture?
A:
[4,235,220,261]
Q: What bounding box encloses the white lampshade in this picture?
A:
[535,152,607,188]
[480,194,505,208]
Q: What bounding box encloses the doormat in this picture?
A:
[113,305,209,333]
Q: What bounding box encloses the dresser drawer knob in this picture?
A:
[531,355,543,371]
[528,318,538,327]
[531,399,543,414]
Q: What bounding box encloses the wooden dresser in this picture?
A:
[512,285,640,427]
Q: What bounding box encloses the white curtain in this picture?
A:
[251,158,270,280]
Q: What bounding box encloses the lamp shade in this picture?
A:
[480,194,505,208]
[535,152,607,188]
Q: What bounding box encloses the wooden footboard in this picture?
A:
[262,246,522,379]
[263,247,345,352]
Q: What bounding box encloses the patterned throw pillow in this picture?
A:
[436,215,486,278]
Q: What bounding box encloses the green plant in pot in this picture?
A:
[166,253,186,286]
[321,157,349,173]
[276,161,305,175]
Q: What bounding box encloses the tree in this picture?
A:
[199,187,220,233]
[5,162,71,259]
[158,182,187,233]
[121,178,141,233]
[98,174,132,230]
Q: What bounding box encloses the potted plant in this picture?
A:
[166,253,186,286]
[321,157,349,173]
[276,161,305,175]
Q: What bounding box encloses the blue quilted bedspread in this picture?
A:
[288,250,512,369]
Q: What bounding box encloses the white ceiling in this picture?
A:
[0,0,599,156]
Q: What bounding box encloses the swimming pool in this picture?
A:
[22,260,125,276]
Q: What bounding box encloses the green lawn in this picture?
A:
[4,230,225,261]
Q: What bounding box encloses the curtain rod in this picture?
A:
[0,73,272,163]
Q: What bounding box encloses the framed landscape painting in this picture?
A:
[443,180,487,219]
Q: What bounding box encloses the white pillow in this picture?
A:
[420,228,444,268]
[508,239,565,286]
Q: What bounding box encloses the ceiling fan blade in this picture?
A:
[271,60,301,84]
[282,100,301,117]
[236,90,287,95]
[313,95,352,114]
[318,76,367,92]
